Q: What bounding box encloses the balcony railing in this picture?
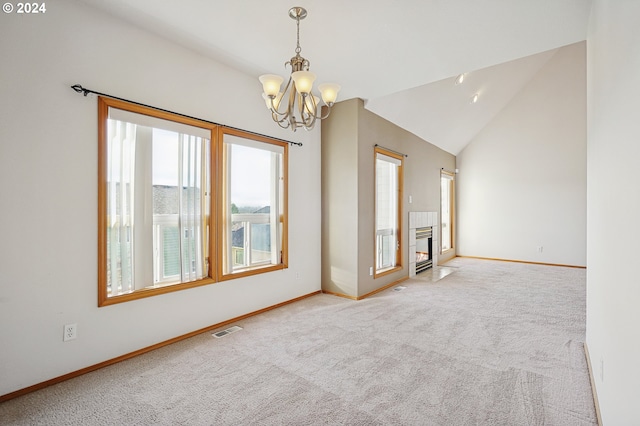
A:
[376,227,396,270]
[231,213,272,270]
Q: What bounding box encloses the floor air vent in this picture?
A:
[393,286,407,291]
[212,325,243,338]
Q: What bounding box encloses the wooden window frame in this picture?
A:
[97,97,288,306]
[440,170,455,254]
[373,147,404,278]
[216,127,289,282]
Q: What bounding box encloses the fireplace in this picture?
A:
[415,226,433,273]
[408,211,438,277]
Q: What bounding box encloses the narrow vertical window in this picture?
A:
[219,128,288,279]
[441,171,455,252]
[375,147,403,276]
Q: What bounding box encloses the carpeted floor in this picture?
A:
[0,258,597,425]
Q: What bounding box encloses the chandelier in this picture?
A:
[259,7,341,132]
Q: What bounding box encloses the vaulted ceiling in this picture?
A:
[78,0,592,155]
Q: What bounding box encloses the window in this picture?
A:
[374,147,403,276]
[218,128,288,280]
[98,97,288,305]
[441,171,455,252]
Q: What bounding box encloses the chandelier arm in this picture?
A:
[267,77,293,117]
[297,92,305,121]
[288,83,300,129]
[300,93,316,129]
[268,98,279,115]
[268,97,286,118]
[274,110,292,128]
[300,93,324,126]
[305,108,318,130]
[317,105,333,120]
[307,92,319,117]
[275,118,290,130]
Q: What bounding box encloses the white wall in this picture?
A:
[456,42,587,266]
[586,1,640,423]
[0,0,321,396]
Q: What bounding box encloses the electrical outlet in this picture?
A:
[63,323,77,342]
[369,267,373,276]
[295,272,301,280]
[537,246,544,253]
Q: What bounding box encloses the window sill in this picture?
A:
[99,277,217,307]
[374,265,402,279]
[219,263,288,282]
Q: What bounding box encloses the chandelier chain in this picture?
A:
[295,16,301,54]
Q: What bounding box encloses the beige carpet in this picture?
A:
[0,258,597,425]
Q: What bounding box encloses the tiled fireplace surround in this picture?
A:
[409,211,438,278]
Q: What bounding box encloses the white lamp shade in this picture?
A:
[304,95,320,113]
[291,71,316,94]
[262,92,283,110]
[259,74,284,97]
[318,83,341,105]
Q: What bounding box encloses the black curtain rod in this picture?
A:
[70,84,303,147]
[374,144,408,158]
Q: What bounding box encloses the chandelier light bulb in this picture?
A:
[291,71,316,95]
[318,83,341,105]
[305,94,320,112]
[455,74,465,85]
[259,74,284,98]
[471,93,479,104]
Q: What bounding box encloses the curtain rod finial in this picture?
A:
[71,84,89,96]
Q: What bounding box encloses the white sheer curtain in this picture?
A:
[107,119,137,295]
[107,109,210,296]
[270,151,282,266]
[178,134,206,282]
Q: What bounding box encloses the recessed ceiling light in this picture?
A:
[455,74,465,85]
[471,93,479,104]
